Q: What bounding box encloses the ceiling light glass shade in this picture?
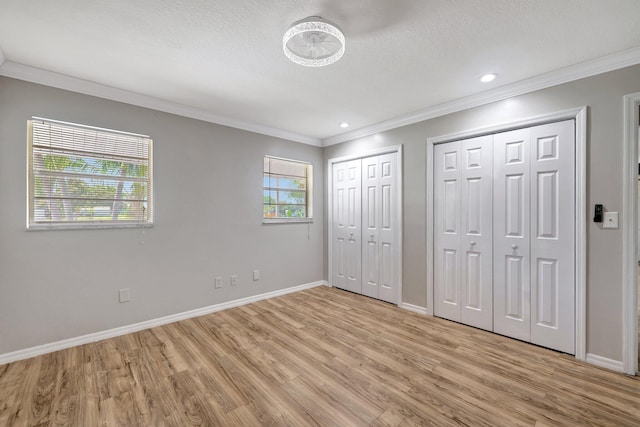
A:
[283,17,345,67]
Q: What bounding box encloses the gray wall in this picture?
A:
[0,77,324,355]
[3,63,639,362]
[324,64,640,362]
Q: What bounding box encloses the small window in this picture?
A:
[263,156,312,223]
[27,117,153,229]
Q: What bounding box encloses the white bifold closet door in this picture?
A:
[493,128,532,342]
[494,121,576,354]
[332,153,400,304]
[434,120,575,354]
[362,153,399,303]
[332,160,362,294]
[434,135,494,331]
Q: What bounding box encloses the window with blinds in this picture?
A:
[27,117,153,229]
[263,156,312,222]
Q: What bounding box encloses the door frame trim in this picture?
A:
[426,107,587,361]
[622,92,640,375]
[327,145,404,305]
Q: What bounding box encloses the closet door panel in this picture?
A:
[434,142,462,322]
[332,161,349,290]
[460,136,493,331]
[362,156,380,299]
[333,160,362,293]
[345,160,362,294]
[493,128,532,342]
[530,120,575,354]
[362,153,399,303]
[377,153,399,304]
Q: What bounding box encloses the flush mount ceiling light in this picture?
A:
[480,73,498,83]
[339,122,350,128]
[283,16,345,67]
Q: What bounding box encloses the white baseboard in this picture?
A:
[0,280,329,365]
[585,353,624,373]
[399,302,429,315]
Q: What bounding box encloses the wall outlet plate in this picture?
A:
[230,275,237,286]
[119,288,130,303]
[215,276,223,289]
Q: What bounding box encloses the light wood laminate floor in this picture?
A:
[1,286,639,426]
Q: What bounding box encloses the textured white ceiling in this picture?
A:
[1,0,640,143]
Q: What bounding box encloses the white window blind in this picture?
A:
[263,156,312,221]
[27,117,153,229]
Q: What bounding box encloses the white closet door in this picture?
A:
[377,153,399,304]
[332,160,362,293]
[460,136,494,330]
[530,120,575,353]
[493,128,532,342]
[332,161,348,290]
[434,141,463,322]
[434,137,493,328]
[434,121,575,354]
[362,153,399,304]
[362,156,380,299]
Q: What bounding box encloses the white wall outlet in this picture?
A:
[119,288,130,303]
[253,270,260,281]
[230,275,237,286]
[603,211,619,229]
[215,276,223,289]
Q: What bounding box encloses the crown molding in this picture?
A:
[322,46,640,146]
[3,45,640,148]
[0,61,322,147]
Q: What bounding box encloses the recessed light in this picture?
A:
[480,73,497,83]
[339,122,350,128]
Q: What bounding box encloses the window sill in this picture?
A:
[27,222,154,231]
[262,218,313,224]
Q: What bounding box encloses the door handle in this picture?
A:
[470,241,476,246]
[511,244,518,250]
[370,234,374,240]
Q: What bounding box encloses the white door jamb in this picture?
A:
[622,93,640,375]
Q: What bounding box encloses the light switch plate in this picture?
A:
[603,211,619,229]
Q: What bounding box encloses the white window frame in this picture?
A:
[263,155,313,224]
[27,117,153,230]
